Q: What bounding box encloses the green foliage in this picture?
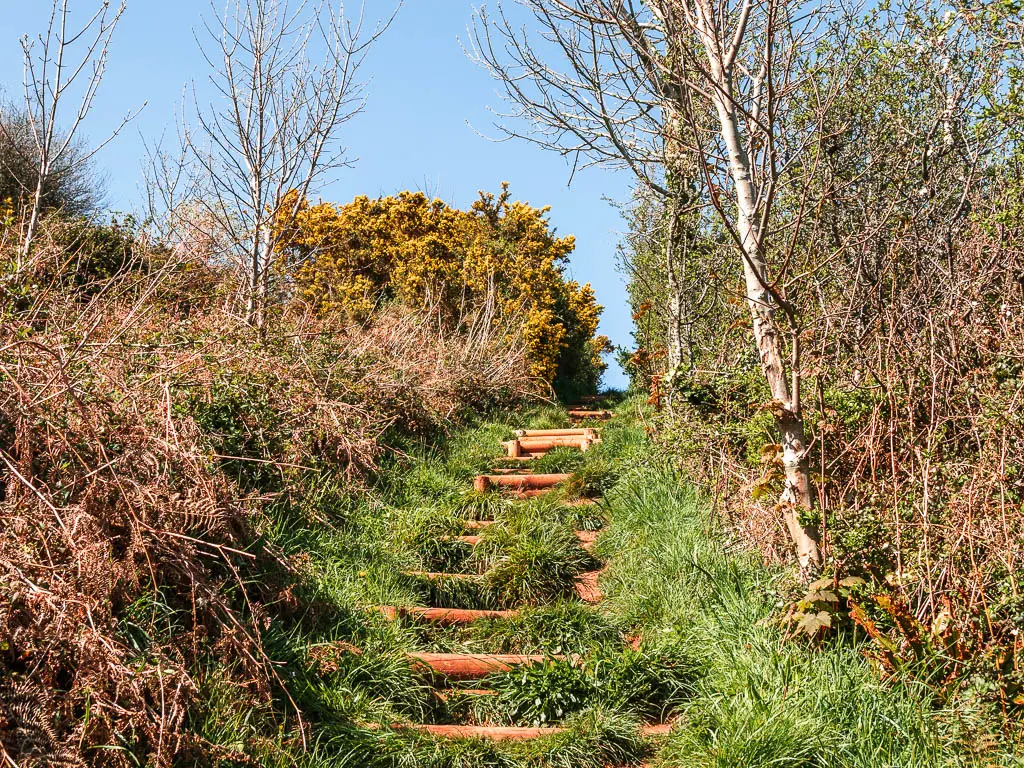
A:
[600,468,1014,765]
[182,372,288,491]
[0,105,101,218]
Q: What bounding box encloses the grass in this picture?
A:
[188,398,1020,767]
[597,446,1014,767]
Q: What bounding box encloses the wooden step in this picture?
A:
[403,570,480,581]
[434,688,498,702]
[568,410,613,420]
[397,724,562,741]
[397,721,674,740]
[463,520,496,530]
[575,570,603,603]
[514,428,599,438]
[503,437,598,457]
[474,473,569,492]
[407,652,552,680]
[440,535,481,546]
[376,606,514,624]
[517,436,601,448]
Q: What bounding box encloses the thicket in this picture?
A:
[277,183,611,400]
[620,1,1024,736]
[0,210,540,765]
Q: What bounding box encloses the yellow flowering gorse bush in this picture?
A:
[276,183,610,391]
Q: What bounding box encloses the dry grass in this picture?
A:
[0,238,541,766]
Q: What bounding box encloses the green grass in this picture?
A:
[188,399,1019,767]
[598,460,1013,767]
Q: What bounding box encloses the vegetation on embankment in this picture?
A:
[2,299,1017,767]
[201,396,1018,767]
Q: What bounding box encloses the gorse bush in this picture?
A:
[275,183,611,397]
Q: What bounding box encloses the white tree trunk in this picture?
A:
[708,61,823,573]
[664,203,686,371]
[20,172,45,267]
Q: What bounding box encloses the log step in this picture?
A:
[463,520,496,530]
[434,688,498,702]
[403,571,479,581]
[503,438,598,457]
[397,722,674,740]
[474,473,569,492]
[407,652,554,680]
[441,535,481,546]
[514,428,599,438]
[376,606,515,624]
[512,436,600,448]
[568,410,613,420]
[398,724,561,741]
[576,570,603,603]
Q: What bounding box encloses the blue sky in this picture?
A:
[2,1,634,387]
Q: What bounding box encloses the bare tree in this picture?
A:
[472,0,855,572]
[183,0,396,329]
[14,0,135,265]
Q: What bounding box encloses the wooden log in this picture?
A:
[376,606,514,624]
[477,473,569,490]
[396,724,564,741]
[439,535,481,546]
[407,652,551,680]
[514,428,599,438]
[567,409,613,420]
[575,570,603,603]
[518,435,600,447]
[391,722,673,740]
[508,437,597,453]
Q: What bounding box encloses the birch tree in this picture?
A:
[13,0,133,265]
[186,0,395,329]
[473,0,854,571]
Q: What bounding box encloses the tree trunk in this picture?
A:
[20,172,46,267]
[708,68,823,573]
[664,202,686,371]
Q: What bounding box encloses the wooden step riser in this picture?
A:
[397,722,673,740]
[503,438,598,457]
[568,411,613,420]
[474,474,569,492]
[376,606,515,624]
[408,652,554,680]
[514,428,599,438]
